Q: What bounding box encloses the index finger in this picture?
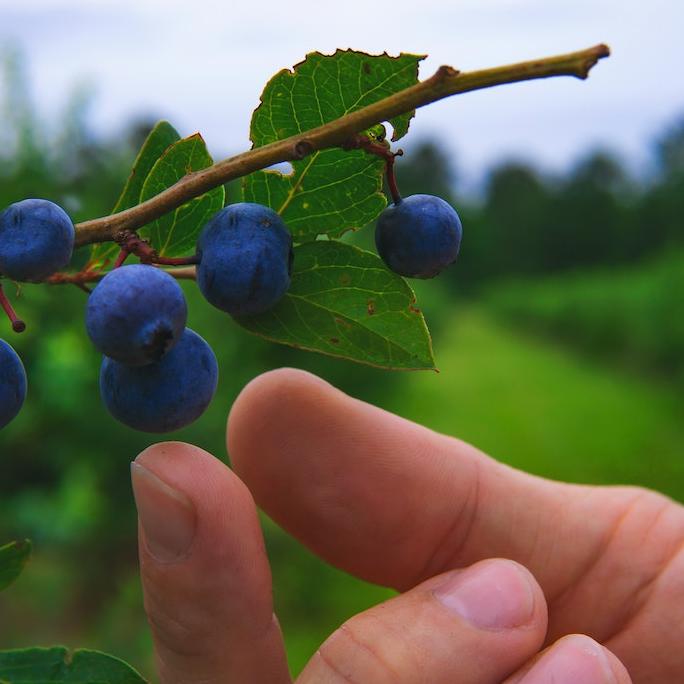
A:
[227,368,623,595]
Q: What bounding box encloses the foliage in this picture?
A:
[244,51,422,242]
[485,251,684,387]
[0,648,146,683]
[436,147,684,291]
[237,241,434,370]
[0,540,31,592]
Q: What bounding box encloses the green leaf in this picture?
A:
[90,121,181,269]
[112,121,181,214]
[235,241,435,370]
[244,50,424,242]
[139,133,225,257]
[0,540,31,592]
[0,648,146,683]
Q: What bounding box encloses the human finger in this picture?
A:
[132,441,291,684]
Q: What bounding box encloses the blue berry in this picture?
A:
[196,203,293,317]
[100,328,218,433]
[375,194,462,279]
[0,199,75,281]
[0,339,26,429]
[86,264,187,366]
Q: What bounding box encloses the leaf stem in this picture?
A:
[73,44,609,248]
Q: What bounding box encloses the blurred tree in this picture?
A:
[656,116,684,176]
[546,155,626,269]
[395,139,458,201]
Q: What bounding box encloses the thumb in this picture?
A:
[131,441,291,684]
[297,559,547,684]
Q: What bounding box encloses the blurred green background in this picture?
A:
[1,49,683,678]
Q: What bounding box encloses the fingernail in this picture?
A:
[433,560,535,630]
[131,461,196,562]
[519,635,617,684]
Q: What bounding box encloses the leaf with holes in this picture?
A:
[243,50,424,242]
[0,539,31,592]
[139,134,225,257]
[90,121,181,269]
[0,647,146,683]
[235,241,435,370]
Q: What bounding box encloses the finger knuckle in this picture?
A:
[316,618,406,683]
[143,590,212,658]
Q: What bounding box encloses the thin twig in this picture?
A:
[46,265,197,286]
[72,44,609,249]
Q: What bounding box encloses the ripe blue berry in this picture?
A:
[0,339,27,429]
[99,328,218,433]
[375,194,462,279]
[196,203,293,317]
[0,199,75,281]
[86,264,187,366]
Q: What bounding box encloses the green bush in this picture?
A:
[486,251,684,385]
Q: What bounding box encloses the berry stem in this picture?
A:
[344,134,404,204]
[116,233,199,267]
[72,44,610,248]
[0,283,26,333]
[113,248,130,269]
[385,152,402,206]
[151,254,200,266]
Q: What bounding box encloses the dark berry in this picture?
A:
[99,328,218,433]
[86,264,187,366]
[0,199,75,281]
[375,194,462,279]
[0,339,26,429]
[196,203,293,317]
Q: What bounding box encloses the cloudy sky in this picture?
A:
[0,0,681,184]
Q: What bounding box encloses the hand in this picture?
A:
[130,369,683,683]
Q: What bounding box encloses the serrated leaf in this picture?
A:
[244,50,424,242]
[0,648,146,683]
[139,134,225,257]
[0,540,31,592]
[90,121,181,269]
[235,241,435,370]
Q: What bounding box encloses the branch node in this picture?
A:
[292,139,314,160]
[435,65,460,82]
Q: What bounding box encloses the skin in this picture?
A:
[131,368,684,683]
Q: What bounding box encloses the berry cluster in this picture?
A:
[88,265,218,433]
[0,158,462,433]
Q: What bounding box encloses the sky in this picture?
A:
[0,0,682,187]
